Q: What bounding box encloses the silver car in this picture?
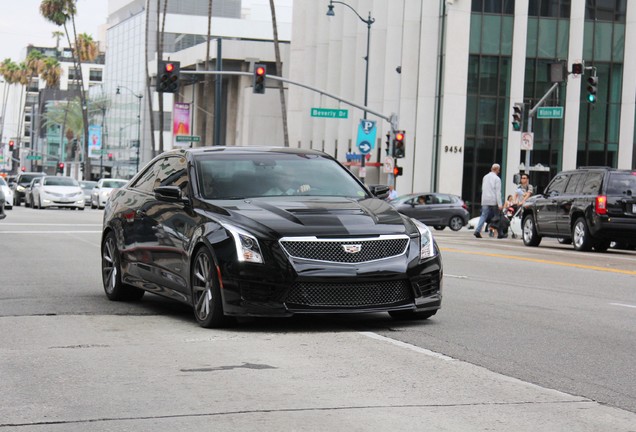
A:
[31,176,85,210]
[0,177,14,209]
[91,178,128,209]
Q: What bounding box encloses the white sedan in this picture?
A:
[91,178,128,209]
[31,176,85,210]
[0,177,14,209]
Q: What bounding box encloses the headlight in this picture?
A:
[17,185,25,192]
[412,219,436,259]
[100,191,110,198]
[223,223,264,264]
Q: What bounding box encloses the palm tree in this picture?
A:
[40,58,63,88]
[40,0,91,178]
[52,30,64,54]
[76,33,99,62]
[269,0,289,147]
[0,59,19,144]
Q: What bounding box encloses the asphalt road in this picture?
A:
[1,206,635,431]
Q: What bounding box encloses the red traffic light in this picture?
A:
[58,162,65,169]
[165,62,175,73]
[395,132,404,142]
[21,166,26,172]
[8,140,15,151]
[255,66,266,76]
[393,166,403,176]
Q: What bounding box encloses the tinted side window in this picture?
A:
[607,172,636,195]
[154,156,188,191]
[545,173,569,196]
[564,172,584,194]
[580,171,604,195]
[130,161,159,193]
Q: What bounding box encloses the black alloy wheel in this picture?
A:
[572,217,593,251]
[522,215,542,246]
[191,247,230,328]
[101,232,145,301]
[448,216,464,231]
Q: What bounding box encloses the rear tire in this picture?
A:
[572,217,593,251]
[101,232,145,301]
[448,216,463,231]
[433,226,445,231]
[522,215,542,246]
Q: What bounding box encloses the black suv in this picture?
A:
[521,167,636,252]
[11,172,45,206]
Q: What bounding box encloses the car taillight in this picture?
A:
[461,201,468,210]
[595,195,607,215]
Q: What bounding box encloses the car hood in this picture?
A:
[206,196,416,238]
[41,186,82,194]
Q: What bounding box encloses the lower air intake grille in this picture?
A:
[285,280,412,307]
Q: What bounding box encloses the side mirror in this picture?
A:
[154,185,186,203]
[368,184,390,199]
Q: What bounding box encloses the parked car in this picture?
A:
[11,172,45,206]
[31,176,85,210]
[24,177,43,208]
[101,147,443,328]
[91,178,128,209]
[0,177,14,209]
[391,192,470,231]
[520,166,636,252]
[79,180,97,205]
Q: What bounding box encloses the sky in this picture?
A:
[0,0,108,62]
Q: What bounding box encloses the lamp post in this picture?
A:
[116,86,143,174]
[326,0,375,183]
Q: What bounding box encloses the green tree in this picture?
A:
[40,57,63,88]
[40,0,91,177]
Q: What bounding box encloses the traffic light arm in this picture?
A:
[181,70,394,125]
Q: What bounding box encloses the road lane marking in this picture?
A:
[609,303,636,309]
[441,247,636,276]
[445,274,468,279]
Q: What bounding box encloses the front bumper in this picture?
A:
[41,197,85,208]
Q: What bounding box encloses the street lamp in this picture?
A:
[116,85,143,173]
[326,0,375,183]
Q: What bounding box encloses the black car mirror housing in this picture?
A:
[369,184,390,199]
[154,185,186,203]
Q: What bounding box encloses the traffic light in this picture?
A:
[108,153,113,161]
[572,62,584,75]
[392,131,405,158]
[157,60,180,93]
[393,165,403,177]
[57,162,64,174]
[384,132,391,155]
[512,103,524,132]
[8,140,14,152]
[253,63,266,94]
[586,75,598,103]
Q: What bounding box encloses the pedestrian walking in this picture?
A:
[474,163,503,238]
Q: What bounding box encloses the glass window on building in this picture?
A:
[585,0,626,23]
[89,69,103,82]
[472,0,514,14]
[528,0,571,18]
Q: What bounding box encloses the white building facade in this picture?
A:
[287,0,636,214]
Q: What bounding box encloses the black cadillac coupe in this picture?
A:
[101,147,443,327]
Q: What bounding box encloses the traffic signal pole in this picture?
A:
[523,81,559,172]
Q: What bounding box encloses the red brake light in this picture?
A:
[595,195,607,215]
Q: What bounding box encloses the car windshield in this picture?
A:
[102,180,127,188]
[607,172,636,195]
[18,175,43,185]
[80,181,97,190]
[195,152,369,199]
[43,177,79,187]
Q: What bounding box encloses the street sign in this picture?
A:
[26,155,42,160]
[310,108,348,119]
[356,119,377,155]
[96,149,109,155]
[537,106,563,119]
[521,132,534,151]
[175,135,201,143]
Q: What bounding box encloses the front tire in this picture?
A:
[433,225,445,231]
[448,216,463,231]
[191,247,230,328]
[102,232,145,301]
[572,217,593,251]
[522,215,542,246]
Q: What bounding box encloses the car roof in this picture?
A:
[160,146,329,158]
